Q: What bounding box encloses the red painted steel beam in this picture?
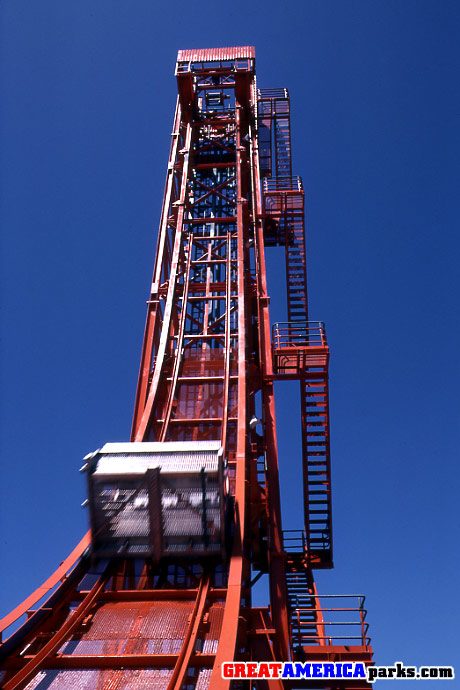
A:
[167,574,210,690]
[7,654,216,670]
[0,532,90,641]
[73,588,227,602]
[208,103,248,690]
[134,122,193,441]
[3,570,109,690]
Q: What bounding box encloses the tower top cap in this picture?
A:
[177,46,255,63]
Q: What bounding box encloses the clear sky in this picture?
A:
[1,1,459,685]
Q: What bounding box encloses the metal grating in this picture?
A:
[202,602,224,653]
[140,602,193,645]
[24,670,99,690]
[177,47,255,62]
[63,602,193,652]
[195,669,212,689]
[79,604,140,640]
[24,669,173,690]
[93,441,222,475]
[58,639,106,655]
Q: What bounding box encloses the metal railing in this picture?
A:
[283,529,307,552]
[283,528,331,553]
[263,176,303,192]
[290,594,371,648]
[272,321,327,350]
[257,87,289,99]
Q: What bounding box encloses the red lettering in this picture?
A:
[222,663,233,678]
[246,663,257,678]
[259,663,270,678]
[269,663,283,678]
[234,663,246,678]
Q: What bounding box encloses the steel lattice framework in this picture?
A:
[0,47,373,690]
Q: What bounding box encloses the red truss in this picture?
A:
[0,47,373,690]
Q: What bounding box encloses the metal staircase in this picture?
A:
[284,549,324,650]
[272,322,332,568]
[263,177,308,323]
[300,364,332,567]
[283,538,372,682]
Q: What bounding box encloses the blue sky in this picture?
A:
[1,1,459,684]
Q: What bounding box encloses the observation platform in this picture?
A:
[272,321,329,378]
[284,536,373,687]
[262,178,304,247]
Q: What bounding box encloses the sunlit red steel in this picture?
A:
[0,47,373,690]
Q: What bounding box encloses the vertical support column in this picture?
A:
[209,103,247,689]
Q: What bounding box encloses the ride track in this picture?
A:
[0,47,373,690]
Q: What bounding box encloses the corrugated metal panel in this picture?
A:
[95,453,220,475]
[24,669,173,690]
[61,601,193,652]
[24,670,100,690]
[139,601,192,639]
[58,639,106,655]
[81,603,141,640]
[93,441,222,475]
[202,602,224,653]
[196,668,212,689]
[100,441,222,454]
[177,47,255,63]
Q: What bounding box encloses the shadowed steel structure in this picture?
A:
[0,47,373,690]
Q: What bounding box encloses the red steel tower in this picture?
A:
[0,47,373,689]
